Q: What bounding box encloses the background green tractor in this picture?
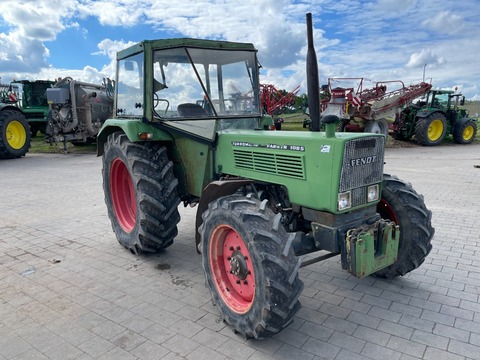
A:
[392,89,478,145]
[0,80,54,159]
[97,13,434,338]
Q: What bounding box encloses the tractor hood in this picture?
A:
[215,130,385,214]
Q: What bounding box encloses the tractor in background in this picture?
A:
[391,89,478,145]
[0,80,54,159]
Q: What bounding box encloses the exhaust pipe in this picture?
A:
[306,13,320,132]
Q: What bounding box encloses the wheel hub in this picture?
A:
[209,226,256,314]
[229,250,248,280]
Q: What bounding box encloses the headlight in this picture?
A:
[367,184,379,202]
[338,191,351,210]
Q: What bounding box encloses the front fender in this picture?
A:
[195,179,253,253]
[416,109,445,119]
[96,119,174,156]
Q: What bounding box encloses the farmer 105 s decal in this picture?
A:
[97,13,434,338]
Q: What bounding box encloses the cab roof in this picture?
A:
[117,38,257,60]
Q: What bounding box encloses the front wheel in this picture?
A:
[414,113,447,146]
[374,174,434,278]
[453,118,477,144]
[199,194,304,339]
[0,110,31,159]
[102,132,180,254]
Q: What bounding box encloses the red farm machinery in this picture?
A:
[320,78,432,138]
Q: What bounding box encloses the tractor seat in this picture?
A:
[177,103,206,117]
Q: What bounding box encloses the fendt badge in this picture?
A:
[350,156,377,167]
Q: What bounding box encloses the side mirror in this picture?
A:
[460,96,465,106]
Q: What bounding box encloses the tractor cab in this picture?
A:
[114,39,267,143]
[426,90,451,112]
[11,80,53,109]
[426,90,470,125]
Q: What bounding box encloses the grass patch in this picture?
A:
[30,135,97,154]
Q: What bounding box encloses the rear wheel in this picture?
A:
[453,118,477,144]
[102,132,180,253]
[364,119,389,138]
[374,174,434,278]
[199,194,304,339]
[414,113,447,146]
[0,110,31,159]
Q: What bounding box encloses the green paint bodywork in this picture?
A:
[97,119,174,154]
[173,136,212,197]
[216,129,382,213]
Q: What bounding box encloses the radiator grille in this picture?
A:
[340,136,384,193]
[233,150,305,179]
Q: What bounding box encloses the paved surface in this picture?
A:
[0,143,479,360]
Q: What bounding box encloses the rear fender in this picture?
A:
[96,119,173,156]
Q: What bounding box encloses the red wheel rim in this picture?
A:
[209,225,255,314]
[377,198,399,224]
[110,158,136,232]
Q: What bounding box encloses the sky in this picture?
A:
[0,0,479,99]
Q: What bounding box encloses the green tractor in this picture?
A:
[97,13,434,338]
[392,89,478,145]
[0,80,54,159]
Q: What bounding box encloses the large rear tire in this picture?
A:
[374,174,434,278]
[102,132,180,253]
[414,113,447,146]
[452,118,477,144]
[199,194,304,339]
[0,110,31,159]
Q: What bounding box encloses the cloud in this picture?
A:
[422,11,464,35]
[0,0,479,99]
[406,49,446,69]
[76,0,145,27]
[0,31,49,72]
[0,0,77,73]
[374,0,416,13]
[93,39,136,59]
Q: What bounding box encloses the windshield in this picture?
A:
[152,47,260,118]
[430,93,449,110]
[14,82,51,107]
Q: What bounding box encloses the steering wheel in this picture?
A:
[153,93,169,116]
